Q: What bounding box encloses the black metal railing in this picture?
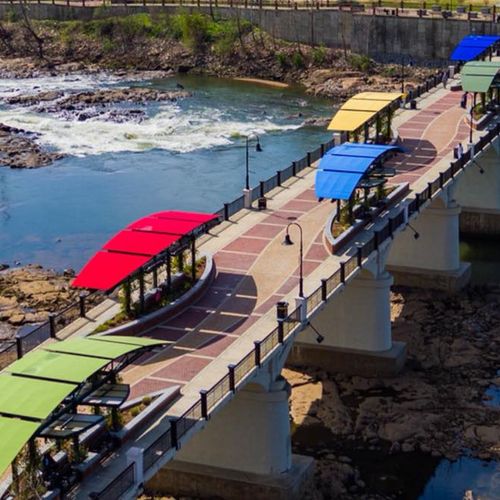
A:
[4,0,498,22]
[93,462,135,499]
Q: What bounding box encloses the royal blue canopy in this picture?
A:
[315,143,403,200]
[450,35,500,62]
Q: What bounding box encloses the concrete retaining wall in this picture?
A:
[1,3,499,62]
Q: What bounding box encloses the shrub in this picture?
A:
[348,53,373,72]
[292,51,305,68]
[311,45,327,65]
[276,51,289,68]
[172,12,211,52]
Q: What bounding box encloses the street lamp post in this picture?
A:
[245,135,263,191]
[283,222,304,298]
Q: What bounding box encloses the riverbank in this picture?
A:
[0,13,432,99]
[0,265,78,340]
[287,284,500,499]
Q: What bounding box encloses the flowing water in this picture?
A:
[0,73,332,269]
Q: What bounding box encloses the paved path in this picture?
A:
[123,185,333,398]
[118,85,469,400]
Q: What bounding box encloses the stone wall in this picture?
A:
[1,3,499,62]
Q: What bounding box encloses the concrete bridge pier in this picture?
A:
[454,137,500,237]
[386,195,470,292]
[288,269,406,377]
[145,378,313,500]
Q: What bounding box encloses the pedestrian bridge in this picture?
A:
[0,68,499,500]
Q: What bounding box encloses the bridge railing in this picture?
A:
[92,462,135,500]
[10,0,498,21]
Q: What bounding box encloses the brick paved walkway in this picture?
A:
[122,87,469,400]
[124,186,332,399]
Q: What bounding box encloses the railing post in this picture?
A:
[357,246,363,268]
[16,337,23,359]
[416,193,421,211]
[427,182,433,199]
[49,313,56,339]
[259,181,265,198]
[254,340,261,367]
[224,203,229,220]
[439,172,444,189]
[170,419,179,449]
[228,364,236,392]
[307,152,311,166]
[278,319,284,343]
[340,261,346,283]
[79,292,86,318]
[320,143,325,157]
[321,279,327,301]
[200,390,208,419]
[292,161,297,176]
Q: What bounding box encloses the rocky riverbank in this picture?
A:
[0,84,191,167]
[0,14,433,100]
[5,86,191,123]
[0,123,64,168]
[286,284,500,499]
[0,265,77,339]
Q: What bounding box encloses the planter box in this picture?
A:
[480,7,491,14]
[456,5,466,13]
[94,253,215,337]
[325,183,410,255]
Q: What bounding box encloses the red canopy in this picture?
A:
[72,210,218,291]
[104,230,180,256]
[128,217,200,235]
[72,251,150,290]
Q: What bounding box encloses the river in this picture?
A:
[0,73,332,269]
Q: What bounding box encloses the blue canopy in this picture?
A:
[315,143,403,200]
[450,35,500,62]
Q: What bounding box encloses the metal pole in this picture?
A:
[166,251,172,293]
[299,227,304,298]
[245,137,250,190]
[191,237,196,284]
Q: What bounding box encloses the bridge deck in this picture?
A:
[119,85,470,402]
[73,81,479,497]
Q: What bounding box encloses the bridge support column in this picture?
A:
[386,197,470,292]
[288,270,406,377]
[145,379,313,500]
[454,138,500,236]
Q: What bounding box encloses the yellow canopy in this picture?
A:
[328,92,404,132]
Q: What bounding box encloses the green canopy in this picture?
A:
[461,61,500,92]
[0,334,166,477]
[0,417,39,478]
[5,350,109,384]
[0,375,76,420]
[45,338,146,360]
[92,334,166,347]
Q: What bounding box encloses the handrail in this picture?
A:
[0,0,497,21]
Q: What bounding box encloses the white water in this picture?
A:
[0,105,300,155]
[0,73,301,155]
[0,72,120,99]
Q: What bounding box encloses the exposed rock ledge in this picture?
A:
[0,264,76,339]
[0,123,64,169]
